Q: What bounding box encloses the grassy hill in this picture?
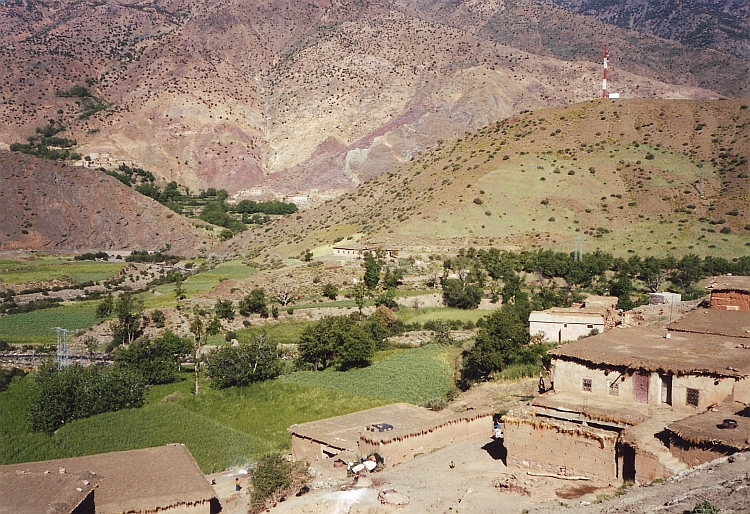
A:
[226,98,750,261]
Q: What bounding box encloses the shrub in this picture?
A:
[473,197,484,205]
[720,226,732,234]
[250,454,308,512]
[645,153,654,160]
[567,170,575,175]
[691,501,719,514]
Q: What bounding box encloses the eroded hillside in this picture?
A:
[0,0,740,194]
[0,151,215,255]
[223,99,750,261]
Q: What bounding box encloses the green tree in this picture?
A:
[461,300,531,383]
[297,316,375,371]
[215,299,235,320]
[29,362,146,433]
[206,316,222,336]
[95,295,114,318]
[442,279,482,309]
[239,288,268,317]
[363,251,381,289]
[112,331,193,385]
[251,454,308,510]
[204,333,281,389]
[322,283,338,300]
[108,295,144,350]
[151,309,166,328]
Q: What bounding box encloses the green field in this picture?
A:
[0,302,101,343]
[0,257,126,285]
[282,344,459,404]
[397,306,494,325]
[235,320,314,345]
[0,345,458,472]
[142,260,257,309]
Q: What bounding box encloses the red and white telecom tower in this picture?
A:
[602,46,609,99]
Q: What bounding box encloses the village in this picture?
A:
[2,275,749,513]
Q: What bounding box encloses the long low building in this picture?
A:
[0,444,217,514]
[289,403,493,476]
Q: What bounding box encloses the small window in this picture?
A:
[687,388,699,407]
[587,324,594,329]
[608,381,619,396]
[564,323,568,328]
[582,378,592,392]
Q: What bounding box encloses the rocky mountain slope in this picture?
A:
[0,0,742,195]
[545,0,750,60]
[0,151,214,255]
[221,98,750,261]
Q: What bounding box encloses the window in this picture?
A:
[686,388,699,407]
[608,380,619,396]
[582,378,592,392]
[587,324,594,329]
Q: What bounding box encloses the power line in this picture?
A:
[54,327,71,368]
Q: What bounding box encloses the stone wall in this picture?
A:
[710,291,750,311]
[503,417,621,481]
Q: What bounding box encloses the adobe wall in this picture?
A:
[632,447,670,484]
[672,375,733,412]
[668,435,734,467]
[732,377,750,404]
[503,417,620,481]
[358,412,492,466]
[291,435,348,463]
[136,502,212,514]
[530,321,603,344]
[553,360,733,412]
[710,291,750,311]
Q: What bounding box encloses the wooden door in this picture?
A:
[660,375,672,405]
[634,373,649,404]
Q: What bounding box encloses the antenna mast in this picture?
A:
[602,46,608,99]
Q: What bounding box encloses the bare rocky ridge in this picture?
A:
[0,151,214,255]
[0,0,739,195]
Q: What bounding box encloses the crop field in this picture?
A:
[282,344,459,404]
[0,372,389,473]
[0,301,100,343]
[397,306,491,325]
[0,257,126,285]
[235,320,313,345]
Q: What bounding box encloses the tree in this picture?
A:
[204,333,281,389]
[151,309,166,328]
[461,300,531,383]
[363,251,381,289]
[189,315,205,395]
[269,281,296,306]
[112,331,193,385]
[29,362,146,433]
[206,316,223,336]
[297,316,375,371]
[239,288,268,317]
[442,279,482,309]
[322,283,338,300]
[215,299,235,320]
[250,454,308,511]
[108,294,144,351]
[352,282,367,319]
[95,296,114,318]
[610,275,635,310]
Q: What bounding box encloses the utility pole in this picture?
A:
[54,327,71,369]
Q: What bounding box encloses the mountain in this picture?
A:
[0,0,742,197]
[220,98,750,261]
[543,0,750,60]
[0,151,214,255]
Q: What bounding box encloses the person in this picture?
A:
[235,477,241,491]
[211,479,216,485]
[538,375,546,394]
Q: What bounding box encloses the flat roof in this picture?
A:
[549,326,750,377]
[0,470,97,514]
[0,445,215,514]
[708,275,750,292]
[289,403,443,451]
[667,402,750,450]
[289,403,492,448]
[583,295,618,306]
[529,311,605,324]
[668,309,750,339]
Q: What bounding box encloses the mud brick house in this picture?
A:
[289,403,492,477]
[0,444,217,514]
[528,295,619,343]
[708,275,750,311]
[504,308,750,484]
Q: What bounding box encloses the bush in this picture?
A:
[322,283,338,300]
[720,226,732,234]
[29,362,146,433]
[0,367,25,393]
[691,501,719,514]
[250,454,308,511]
[203,333,281,389]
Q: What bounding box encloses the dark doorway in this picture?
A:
[634,372,649,404]
[621,442,636,482]
[660,374,672,405]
